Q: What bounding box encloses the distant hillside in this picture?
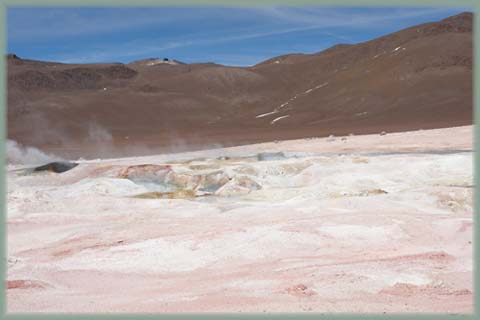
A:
[7,12,473,159]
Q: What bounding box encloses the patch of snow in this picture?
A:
[256,110,279,118]
[315,82,329,89]
[270,115,290,124]
[146,59,179,66]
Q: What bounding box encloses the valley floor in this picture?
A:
[6,126,473,313]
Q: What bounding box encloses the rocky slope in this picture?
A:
[7,12,473,159]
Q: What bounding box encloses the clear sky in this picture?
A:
[7,6,470,66]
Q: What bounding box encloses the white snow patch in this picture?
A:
[146,59,179,66]
[256,110,279,118]
[315,82,329,89]
[270,115,290,124]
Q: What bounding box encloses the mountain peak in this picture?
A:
[439,11,473,30]
[129,57,184,66]
[441,11,473,22]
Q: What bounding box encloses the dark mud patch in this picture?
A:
[34,161,78,173]
[257,152,287,161]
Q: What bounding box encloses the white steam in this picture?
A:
[88,122,113,143]
[6,139,61,165]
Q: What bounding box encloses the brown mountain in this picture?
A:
[7,12,473,159]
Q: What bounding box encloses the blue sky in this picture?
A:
[7,6,471,66]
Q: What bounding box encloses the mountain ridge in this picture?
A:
[7,11,473,159]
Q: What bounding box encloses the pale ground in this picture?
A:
[6,126,473,313]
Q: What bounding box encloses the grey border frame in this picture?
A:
[0,0,478,318]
